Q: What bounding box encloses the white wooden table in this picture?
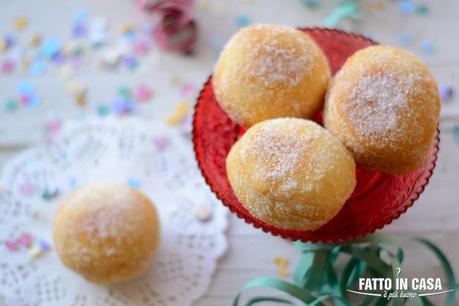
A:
[1,1,458,305]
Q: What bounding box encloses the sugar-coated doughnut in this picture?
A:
[213,24,330,127]
[324,46,440,173]
[226,118,356,231]
[53,183,160,284]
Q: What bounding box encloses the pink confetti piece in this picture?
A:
[19,95,31,106]
[17,232,33,248]
[179,82,195,98]
[19,182,37,196]
[133,40,150,55]
[134,84,152,102]
[46,119,62,136]
[152,136,170,152]
[5,240,19,251]
[1,59,15,74]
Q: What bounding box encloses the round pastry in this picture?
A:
[53,183,160,284]
[324,46,440,173]
[213,24,330,127]
[226,118,356,231]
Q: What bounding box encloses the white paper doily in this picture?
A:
[0,117,228,306]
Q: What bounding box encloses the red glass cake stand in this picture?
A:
[192,28,440,243]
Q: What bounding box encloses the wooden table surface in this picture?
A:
[0,1,458,305]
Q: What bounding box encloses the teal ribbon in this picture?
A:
[322,1,360,28]
[233,234,456,306]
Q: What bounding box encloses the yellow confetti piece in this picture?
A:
[363,0,385,10]
[13,16,29,30]
[0,39,6,52]
[67,81,87,107]
[29,34,42,48]
[28,245,43,259]
[120,23,135,34]
[170,75,183,86]
[194,206,212,222]
[166,101,191,125]
[21,58,30,71]
[197,0,210,9]
[274,256,289,277]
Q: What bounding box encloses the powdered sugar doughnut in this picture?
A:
[213,24,330,127]
[226,118,356,231]
[53,183,160,284]
[324,46,440,173]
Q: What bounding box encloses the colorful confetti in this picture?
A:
[42,187,60,200]
[420,40,435,55]
[67,81,87,107]
[17,233,33,248]
[194,206,212,222]
[399,0,416,15]
[440,86,454,101]
[97,103,111,116]
[152,136,169,152]
[166,101,191,126]
[127,177,141,189]
[235,15,251,28]
[1,59,15,74]
[3,99,19,112]
[134,84,152,102]
[29,61,46,76]
[454,126,459,144]
[13,16,29,31]
[274,256,289,277]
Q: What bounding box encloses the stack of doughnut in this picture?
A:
[215,24,440,231]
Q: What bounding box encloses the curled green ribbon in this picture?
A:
[233,234,456,306]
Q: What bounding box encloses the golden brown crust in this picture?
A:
[53,183,160,284]
[213,24,330,127]
[226,118,356,231]
[324,46,440,173]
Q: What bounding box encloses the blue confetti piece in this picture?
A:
[73,9,89,23]
[29,61,46,76]
[123,31,137,42]
[18,81,34,95]
[420,40,435,55]
[127,177,141,189]
[27,95,41,108]
[400,0,416,15]
[396,33,412,46]
[4,34,16,49]
[39,38,61,58]
[235,15,251,28]
[37,239,51,250]
[440,86,454,101]
[112,98,135,115]
[454,126,459,144]
[122,56,138,70]
[72,23,87,38]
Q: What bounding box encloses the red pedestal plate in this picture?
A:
[192,28,439,242]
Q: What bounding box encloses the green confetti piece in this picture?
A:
[42,188,59,200]
[3,99,19,112]
[454,126,459,143]
[117,86,132,99]
[97,103,111,116]
[416,5,430,16]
